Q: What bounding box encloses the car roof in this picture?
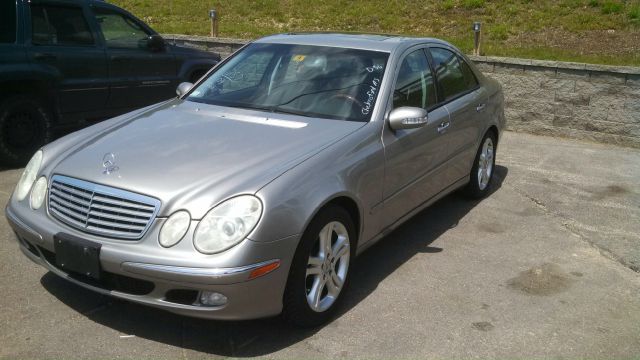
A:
[254,32,453,53]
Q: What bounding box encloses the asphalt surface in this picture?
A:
[1,131,639,359]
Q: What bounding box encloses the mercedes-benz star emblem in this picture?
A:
[102,153,119,174]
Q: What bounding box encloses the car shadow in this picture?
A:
[40,165,508,357]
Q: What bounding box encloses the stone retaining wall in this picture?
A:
[164,34,640,148]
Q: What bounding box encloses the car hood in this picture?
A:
[50,100,364,219]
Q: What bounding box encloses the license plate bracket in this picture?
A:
[54,233,101,280]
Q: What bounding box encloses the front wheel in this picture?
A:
[0,95,53,167]
[464,131,497,198]
[282,206,356,327]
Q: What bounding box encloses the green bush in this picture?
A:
[461,0,485,9]
[629,5,640,21]
[601,1,623,14]
[489,24,510,40]
[441,0,455,10]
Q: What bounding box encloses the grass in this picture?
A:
[112,0,640,66]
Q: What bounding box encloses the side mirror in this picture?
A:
[176,82,194,97]
[147,34,166,52]
[388,107,428,130]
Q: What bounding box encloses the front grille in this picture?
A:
[48,175,161,240]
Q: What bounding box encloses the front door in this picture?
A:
[381,47,451,229]
[27,1,108,121]
[91,5,177,111]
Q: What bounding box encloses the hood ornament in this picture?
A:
[102,153,119,174]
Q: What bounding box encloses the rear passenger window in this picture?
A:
[31,5,95,46]
[430,47,476,101]
[393,49,437,109]
[0,0,17,43]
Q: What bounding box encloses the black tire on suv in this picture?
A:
[0,95,53,167]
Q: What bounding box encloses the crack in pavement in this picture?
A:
[506,183,639,273]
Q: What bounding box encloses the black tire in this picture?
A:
[464,130,497,199]
[0,95,53,167]
[282,205,356,327]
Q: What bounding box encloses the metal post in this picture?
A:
[473,21,482,56]
[209,9,218,38]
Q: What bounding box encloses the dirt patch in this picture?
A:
[472,322,494,331]
[506,263,572,296]
[590,184,630,200]
[477,222,506,234]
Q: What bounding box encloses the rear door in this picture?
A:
[381,47,451,228]
[26,1,108,121]
[90,5,177,111]
[428,47,487,183]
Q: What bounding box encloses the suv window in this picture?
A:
[93,8,150,49]
[393,49,436,109]
[31,4,95,46]
[0,0,16,43]
[430,47,476,101]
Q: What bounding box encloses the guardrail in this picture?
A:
[164,34,640,148]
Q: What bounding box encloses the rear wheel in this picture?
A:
[0,95,52,167]
[282,205,355,327]
[464,131,497,198]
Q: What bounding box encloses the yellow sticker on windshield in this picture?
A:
[292,55,306,62]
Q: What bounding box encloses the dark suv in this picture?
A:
[0,0,220,165]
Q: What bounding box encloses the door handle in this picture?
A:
[476,103,486,112]
[437,121,450,134]
[34,53,57,61]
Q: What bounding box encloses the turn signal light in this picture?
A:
[248,260,281,280]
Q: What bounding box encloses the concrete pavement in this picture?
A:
[1,131,639,359]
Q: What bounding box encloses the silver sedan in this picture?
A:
[6,33,505,327]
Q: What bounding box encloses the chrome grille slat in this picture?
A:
[47,175,161,240]
[90,203,155,218]
[50,205,87,227]
[87,210,149,224]
[49,194,90,214]
[51,182,92,200]
[50,186,92,207]
[91,195,156,212]
[86,218,146,231]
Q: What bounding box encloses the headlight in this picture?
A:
[14,150,43,201]
[30,177,48,210]
[193,195,262,254]
[159,210,191,248]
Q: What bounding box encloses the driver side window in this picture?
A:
[93,8,149,49]
[393,49,436,110]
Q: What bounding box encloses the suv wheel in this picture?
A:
[0,95,52,167]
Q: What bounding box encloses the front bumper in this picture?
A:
[6,203,299,320]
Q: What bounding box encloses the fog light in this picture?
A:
[199,291,227,307]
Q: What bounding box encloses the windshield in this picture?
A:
[187,43,389,122]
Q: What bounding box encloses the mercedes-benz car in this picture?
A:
[6,33,505,327]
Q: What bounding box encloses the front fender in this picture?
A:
[251,123,385,245]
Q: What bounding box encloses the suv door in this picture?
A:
[381,47,451,228]
[91,5,177,111]
[27,1,108,122]
[429,47,487,182]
